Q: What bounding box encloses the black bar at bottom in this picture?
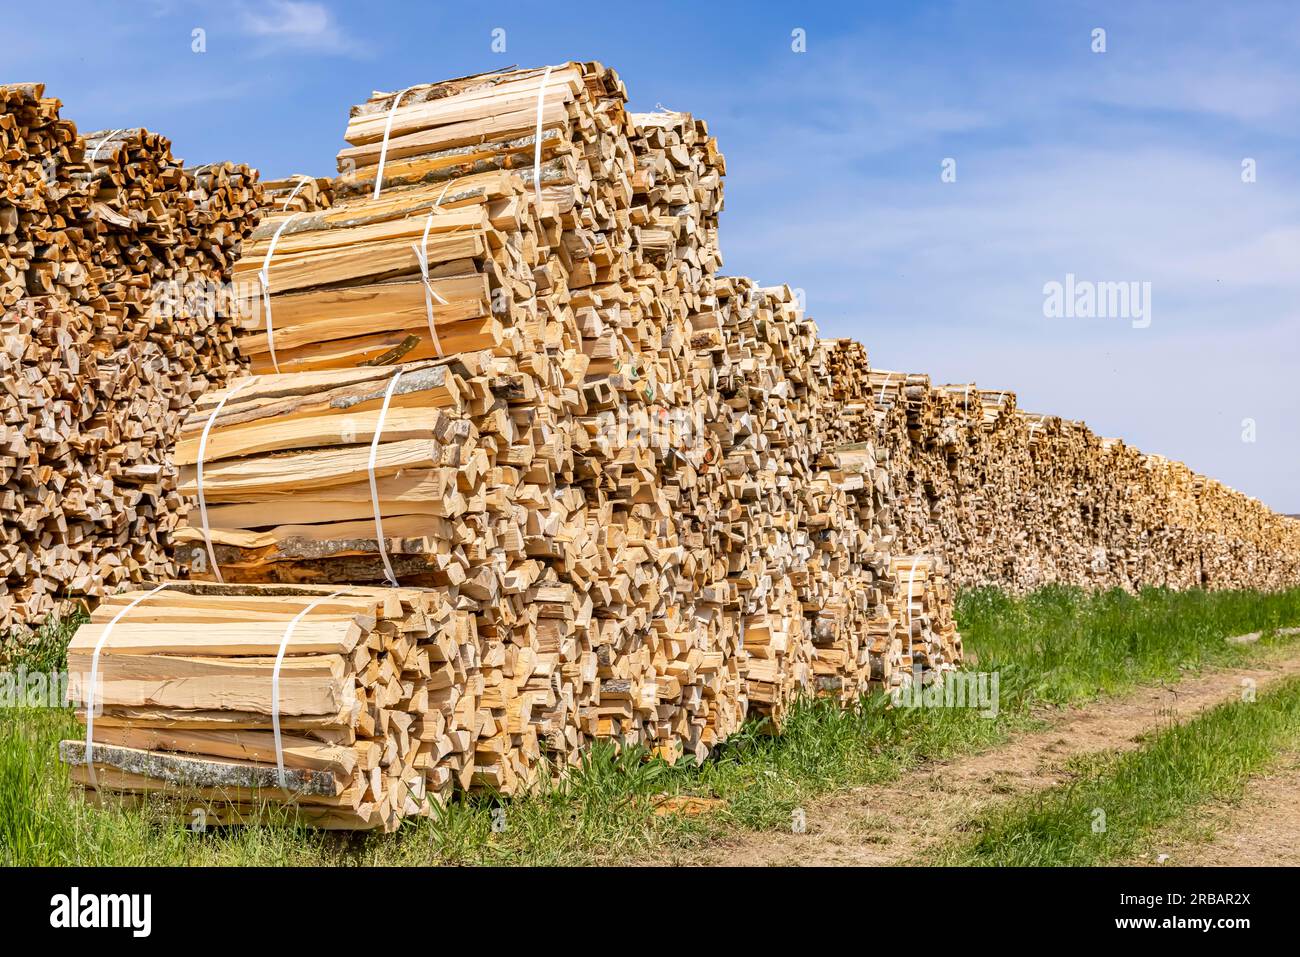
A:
[0,865,1283,945]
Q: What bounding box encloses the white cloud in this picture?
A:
[238,0,351,55]
[706,12,1300,513]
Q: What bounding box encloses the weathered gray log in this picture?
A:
[59,740,338,795]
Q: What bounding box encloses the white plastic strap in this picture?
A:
[196,377,257,583]
[373,86,416,200]
[411,210,449,357]
[877,373,893,407]
[532,66,554,205]
[88,129,123,166]
[368,369,404,586]
[84,582,171,791]
[280,174,313,211]
[272,589,349,791]
[257,212,302,373]
[962,384,970,409]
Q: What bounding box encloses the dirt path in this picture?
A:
[680,648,1300,866]
[1134,750,1300,867]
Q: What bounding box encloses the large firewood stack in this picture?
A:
[60,64,959,823]
[2,85,101,627]
[815,342,961,685]
[0,86,262,631]
[822,346,1300,593]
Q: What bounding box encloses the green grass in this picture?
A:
[956,584,1300,703]
[926,675,1300,866]
[2,586,1298,866]
[0,610,85,674]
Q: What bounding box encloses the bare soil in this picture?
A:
[671,649,1300,866]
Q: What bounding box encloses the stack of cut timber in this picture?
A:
[169,362,471,584]
[0,85,98,309]
[333,63,632,207]
[2,84,101,627]
[1,88,261,630]
[628,109,725,285]
[60,581,471,830]
[850,363,1300,593]
[148,68,949,804]
[161,67,956,782]
[79,133,262,570]
[168,353,584,793]
[681,280,946,721]
[62,55,1296,821]
[807,310,948,696]
[260,174,334,213]
[890,555,960,675]
[45,59,1300,835]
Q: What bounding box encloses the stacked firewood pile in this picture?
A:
[822,345,1300,592]
[260,174,333,213]
[60,64,956,826]
[60,581,471,829]
[0,86,262,631]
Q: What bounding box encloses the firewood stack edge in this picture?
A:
[1,85,262,632]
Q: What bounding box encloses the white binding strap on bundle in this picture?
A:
[196,377,258,584]
[272,589,349,791]
[531,65,553,206]
[368,368,405,586]
[83,582,172,791]
[87,128,124,167]
[257,212,302,373]
[373,86,416,200]
[877,373,893,408]
[905,560,919,659]
[410,179,457,358]
[280,174,313,211]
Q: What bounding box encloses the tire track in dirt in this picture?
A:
[675,647,1300,866]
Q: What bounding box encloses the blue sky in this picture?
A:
[5,0,1298,510]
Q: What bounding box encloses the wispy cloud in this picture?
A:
[706,4,1300,511]
[238,1,357,56]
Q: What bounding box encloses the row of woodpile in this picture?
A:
[61,63,958,828]
[0,84,262,632]
[815,343,1300,593]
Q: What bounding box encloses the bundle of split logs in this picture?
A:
[60,581,472,830]
[1,85,262,631]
